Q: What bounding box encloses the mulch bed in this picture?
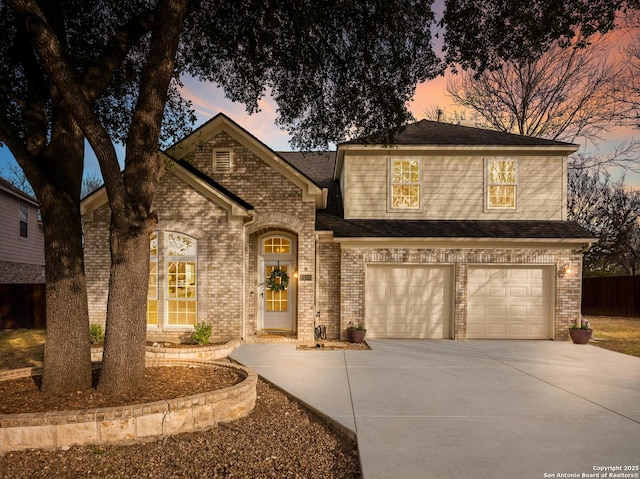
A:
[0,365,241,415]
[297,340,371,351]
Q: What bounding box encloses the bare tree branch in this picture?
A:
[446,36,630,145]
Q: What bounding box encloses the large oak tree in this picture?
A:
[0,0,628,394]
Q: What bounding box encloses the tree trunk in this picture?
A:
[97,223,150,394]
[37,180,92,393]
[25,115,93,394]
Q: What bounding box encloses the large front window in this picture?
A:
[146,231,198,328]
[487,159,517,209]
[391,159,420,209]
[147,232,158,326]
[166,232,197,326]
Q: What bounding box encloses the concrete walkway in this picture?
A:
[230,340,640,479]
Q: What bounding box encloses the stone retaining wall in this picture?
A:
[0,359,257,454]
[90,338,241,362]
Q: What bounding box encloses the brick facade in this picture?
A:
[83,131,318,344]
[0,260,45,284]
[333,245,583,340]
[82,116,587,346]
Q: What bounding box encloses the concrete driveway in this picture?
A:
[230,340,640,479]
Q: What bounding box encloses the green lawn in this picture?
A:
[0,329,45,369]
[1,318,639,371]
[585,316,640,358]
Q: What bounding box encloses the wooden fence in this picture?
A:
[0,283,46,329]
[582,276,640,317]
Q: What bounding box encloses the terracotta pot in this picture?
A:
[569,328,592,344]
[347,328,367,344]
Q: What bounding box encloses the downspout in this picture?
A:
[314,233,320,334]
[242,211,257,341]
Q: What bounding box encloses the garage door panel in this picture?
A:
[509,305,527,317]
[366,265,453,339]
[511,269,530,279]
[508,323,527,336]
[509,287,528,297]
[531,287,544,297]
[488,305,507,316]
[367,322,388,337]
[528,323,548,335]
[468,266,551,339]
[487,323,507,336]
[368,285,387,300]
[529,305,547,317]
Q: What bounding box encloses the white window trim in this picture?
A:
[18,203,28,238]
[485,158,518,210]
[164,231,198,329]
[388,157,422,211]
[147,231,159,329]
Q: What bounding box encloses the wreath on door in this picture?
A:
[267,268,289,292]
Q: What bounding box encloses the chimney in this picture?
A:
[437,109,443,122]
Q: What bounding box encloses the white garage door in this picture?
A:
[365,265,453,339]
[467,266,552,339]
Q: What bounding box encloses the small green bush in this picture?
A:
[89,323,105,344]
[193,321,212,345]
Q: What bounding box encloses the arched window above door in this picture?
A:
[263,236,291,254]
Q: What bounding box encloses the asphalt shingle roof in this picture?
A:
[277,151,336,188]
[316,210,594,240]
[174,159,254,211]
[343,119,578,148]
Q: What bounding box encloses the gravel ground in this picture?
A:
[0,379,361,478]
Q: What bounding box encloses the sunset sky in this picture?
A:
[1,34,639,188]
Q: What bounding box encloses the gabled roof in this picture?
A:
[344,119,578,148]
[335,120,579,180]
[173,158,253,211]
[80,156,254,221]
[167,113,324,207]
[277,151,336,188]
[0,176,39,208]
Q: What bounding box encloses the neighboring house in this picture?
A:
[0,177,45,284]
[81,114,594,343]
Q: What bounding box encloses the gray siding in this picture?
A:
[342,153,565,221]
[0,193,45,267]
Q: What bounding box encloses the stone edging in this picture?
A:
[90,338,241,362]
[0,359,257,454]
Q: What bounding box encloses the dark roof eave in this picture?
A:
[314,215,596,241]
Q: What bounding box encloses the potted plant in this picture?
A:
[347,321,367,343]
[569,316,592,344]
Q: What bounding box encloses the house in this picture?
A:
[81,114,594,343]
[0,177,45,284]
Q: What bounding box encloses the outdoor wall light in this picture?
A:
[558,264,571,276]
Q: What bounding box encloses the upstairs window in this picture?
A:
[390,159,420,209]
[487,159,517,209]
[213,149,232,173]
[19,204,28,238]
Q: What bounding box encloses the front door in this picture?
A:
[259,234,296,331]
[262,260,295,330]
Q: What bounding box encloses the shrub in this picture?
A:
[89,323,105,344]
[193,321,212,345]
